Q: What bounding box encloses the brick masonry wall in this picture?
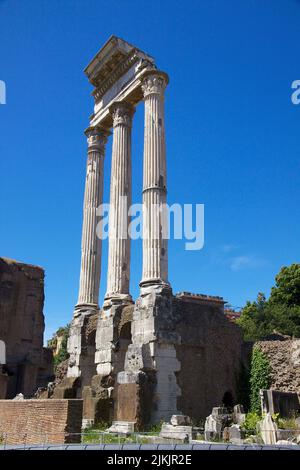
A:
[0,399,83,444]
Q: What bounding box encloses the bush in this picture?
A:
[48,324,70,369]
[241,411,261,436]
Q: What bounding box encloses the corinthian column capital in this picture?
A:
[110,101,135,128]
[141,71,169,98]
[85,125,110,152]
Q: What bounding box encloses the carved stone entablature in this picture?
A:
[84,36,157,125]
[85,126,110,153]
[111,102,135,128]
[141,71,169,98]
[85,36,155,101]
[92,51,140,103]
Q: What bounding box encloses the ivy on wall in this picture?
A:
[249,345,271,413]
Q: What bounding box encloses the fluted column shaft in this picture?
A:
[140,71,169,287]
[76,126,110,309]
[105,102,135,303]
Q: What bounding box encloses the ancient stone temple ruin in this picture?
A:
[56,36,242,428]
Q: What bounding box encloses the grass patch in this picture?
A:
[81,422,158,445]
[272,413,300,430]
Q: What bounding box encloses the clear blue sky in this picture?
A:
[1,0,299,341]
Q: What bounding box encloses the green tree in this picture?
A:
[237,264,300,341]
[270,264,300,307]
[237,293,271,341]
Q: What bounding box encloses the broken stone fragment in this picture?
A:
[170,414,191,426]
[276,440,297,446]
[107,421,135,435]
[160,423,196,442]
[233,404,246,425]
[228,424,243,444]
[12,393,24,400]
[259,413,278,445]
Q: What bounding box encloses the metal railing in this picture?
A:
[0,428,299,450]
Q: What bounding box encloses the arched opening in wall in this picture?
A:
[114,321,132,377]
[222,390,234,409]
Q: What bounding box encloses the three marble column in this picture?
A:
[75,70,169,317]
[75,71,168,311]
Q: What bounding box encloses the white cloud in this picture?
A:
[230,255,267,271]
[211,245,268,272]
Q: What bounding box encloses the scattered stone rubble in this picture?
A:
[107,405,300,446]
[203,403,300,446]
[204,405,245,442]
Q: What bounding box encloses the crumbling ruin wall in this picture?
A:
[78,312,98,391]
[81,305,134,426]
[0,257,53,398]
[0,399,83,444]
[256,339,300,393]
[56,292,244,427]
[54,304,134,426]
[174,295,243,422]
[114,291,243,427]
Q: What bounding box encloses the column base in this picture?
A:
[103,293,133,310]
[74,303,99,317]
[139,279,171,296]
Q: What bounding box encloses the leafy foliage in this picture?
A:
[271,412,300,430]
[241,411,261,436]
[270,264,300,307]
[237,264,300,340]
[249,346,271,413]
[48,324,70,368]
